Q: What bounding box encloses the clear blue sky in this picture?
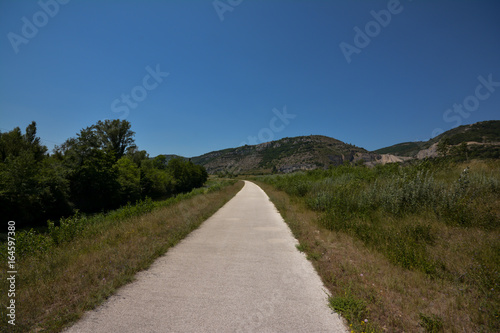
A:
[1,0,499,157]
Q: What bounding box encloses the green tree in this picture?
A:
[126,147,149,167]
[153,154,169,170]
[0,122,70,227]
[35,156,72,221]
[68,149,119,212]
[57,119,136,163]
[95,119,136,160]
[140,159,175,198]
[56,119,138,212]
[115,156,141,202]
[0,121,47,162]
[167,158,208,193]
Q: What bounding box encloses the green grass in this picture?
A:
[0,180,243,332]
[256,159,500,332]
[328,287,379,333]
[419,313,444,333]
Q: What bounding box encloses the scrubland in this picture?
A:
[257,159,499,332]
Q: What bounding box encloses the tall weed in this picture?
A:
[258,160,500,275]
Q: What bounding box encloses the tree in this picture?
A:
[114,156,141,202]
[95,119,136,160]
[126,147,149,167]
[68,149,119,212]
[24,121,47,161]
[166,158,208,193]
[0,121,47,162]
[0,122,69,227]
[0,127,23,161]
[437,138,450,157]
[167,158,190,193]
[140,159,175,198]
[153,155,169,170]
[59,119,136,163]
[57,122,126,212]
[0,119,209,227]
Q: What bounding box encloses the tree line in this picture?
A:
[0,119,208,228]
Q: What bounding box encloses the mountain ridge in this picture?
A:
[190,135,377,174]
[375,120,500,158]
[161,120,499,174]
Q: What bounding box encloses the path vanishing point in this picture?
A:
[65,181,348,333]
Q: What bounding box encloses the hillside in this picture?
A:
[375,120,500,159]
[191,135,380,174]
[163,120,499,175]
[374,141,424,157]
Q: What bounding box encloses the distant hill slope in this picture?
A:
[191,135,380,174]
[431,120,500,145]
[374,142,424,157]
[160,120,498,174]
[375,120,500,158]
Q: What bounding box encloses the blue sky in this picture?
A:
[1,0,499,157]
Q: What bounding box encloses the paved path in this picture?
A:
[65,181,347,333]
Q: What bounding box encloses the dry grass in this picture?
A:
[0,181,243,333]
[256,180,499,333]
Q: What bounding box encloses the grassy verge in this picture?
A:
[254,159,499,332]
[0,180,243,332]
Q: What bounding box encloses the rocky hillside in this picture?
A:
[191,135,382,174]
[161,120,498,175]
[375,120,500,159]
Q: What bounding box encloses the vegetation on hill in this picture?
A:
[192,135,375,175]
[374,141,424,156]
[256,159,499,332]
[431,120,500,146]
[0,120,208,228]
[376,120,500,158]
[190,121,499,175]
